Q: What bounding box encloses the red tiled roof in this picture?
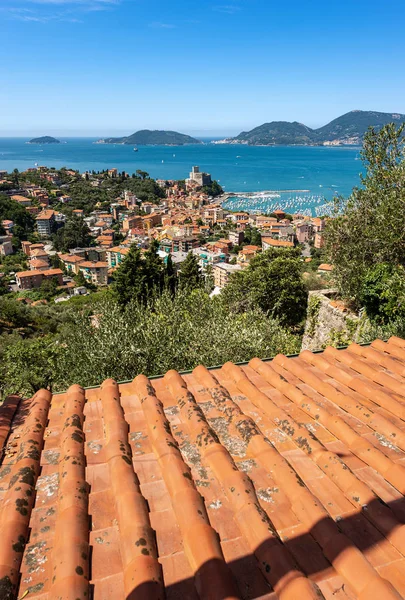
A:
[59,254,85,264]
[2,338,405,599]
[262,238,294,248]
[318,263,333,272]
[36,210,55,221]
[29,259,49,268]
[79,261,108,268]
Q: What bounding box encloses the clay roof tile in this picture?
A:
[2,338,405,599]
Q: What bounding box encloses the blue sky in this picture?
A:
[1,0,405,136]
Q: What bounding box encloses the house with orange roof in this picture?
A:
[318,263,333,273]
[237,244,261,265]
[29,259,50,271]
[96,235,114,248]
[262,238,294,250]
[11,195,31,207]
[312,217,326,232]
[106,246,130,269]
[59,254,85,275]
[16,268,63,289]
[2,220,14,233]
[78,261,108,285]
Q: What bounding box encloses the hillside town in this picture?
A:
[0,164,330,300]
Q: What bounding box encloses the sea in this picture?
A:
[0,137,363,216]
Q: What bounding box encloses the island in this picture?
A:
[213,110,405,146]
[96,129,202,146]
[28,136,60,144]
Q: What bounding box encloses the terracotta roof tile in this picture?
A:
[2,338,405,599]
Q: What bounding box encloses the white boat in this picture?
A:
[133,147,138,152]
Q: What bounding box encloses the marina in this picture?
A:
[221,190,338,217]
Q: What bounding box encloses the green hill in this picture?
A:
[233,121,315,145]
[99,129,202,146]
[314,110,405,144]
[227,110,405,146]
[28,136,60,144]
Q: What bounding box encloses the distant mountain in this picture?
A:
[28,136,60,144]
[314,110,405,144]
[233,121,315,146]
[221,111,405,146]
[97,129,202,146]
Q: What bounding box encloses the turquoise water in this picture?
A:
[0,138,363,208]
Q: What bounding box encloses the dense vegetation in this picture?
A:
[0,241,307,396]
[230,110,405,145]
[100,129,201,145]
[28,136,60,144]
[325,123,405,334]
[0,194,35,245]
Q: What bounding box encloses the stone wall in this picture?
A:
[302,289,364,351]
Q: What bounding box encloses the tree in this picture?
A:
[1,336,65,396]
[243,225,261,247]
[222,248,307,327]
[360,263,405,323]
[179,252,203,289]
[53,215,92,252]
[202,180,223,197]
[75,271,86,286]
[113,245,145,306]
[143,239,164,294]
[0,194,35,246]
[59,289,301,387]
[325,123,405,303]
[136,170,149,180]
[164,254,177,295]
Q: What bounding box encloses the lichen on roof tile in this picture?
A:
[1,337,405,599]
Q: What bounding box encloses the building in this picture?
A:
[59,254,85,275]
[187,166,212,187]
[122,215,143,231]
[262,238,294,250]
[295,222,313,243]
[36,210,55,238]
[2,220,14,233]
[3,336,405,600]
[15,268,63,290]
[29,259,49,271]
[192,249,226,270]
[78,261,108,285]
[106,247,130,269]
[228,230,244,246]
[237,244,261,265]
[0,235,13,256]
[11,195,31,207]
[213,262,242,288]
[318,263,333,274]
[314,231,325,249]
[312,217,326,232]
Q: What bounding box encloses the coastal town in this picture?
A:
[0,164,331,301]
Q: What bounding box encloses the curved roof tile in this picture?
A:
[1,338,405,599]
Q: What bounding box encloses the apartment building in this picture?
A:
[78,261,108,285]
[16,268,63,290]
[213,262,242,289]
[36,210,55,238]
